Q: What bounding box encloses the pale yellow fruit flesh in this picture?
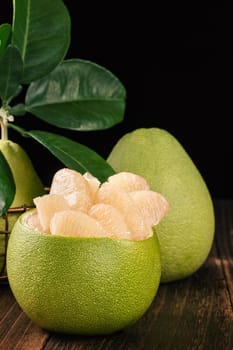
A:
[27,168,169,241]
[108,172,150,191]
[129,190,170,227]
[50,210,109,238]
[34,194,69,232]
[89,203,132,239]
[22,210,43,232]
[83,172,100,201]
[50,168,92,212]
[97,182,148,240]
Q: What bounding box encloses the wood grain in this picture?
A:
[0,199,232,350]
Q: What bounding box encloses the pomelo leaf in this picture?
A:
[27,130,115,183]
[0,45,23,104]
[0,151,16,216]
[9,102,26,117]
[0,24,11,58]
[25,59,126,131]
[12,0,71,84]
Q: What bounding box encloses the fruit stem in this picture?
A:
[0,107,14,141]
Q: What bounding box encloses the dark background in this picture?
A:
[1,1,232,198]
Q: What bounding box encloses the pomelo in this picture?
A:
[0,140,45,208]
[107,128,215,282]
[6,169,168,334]
[0,140,45,276]
[7,210,161,335]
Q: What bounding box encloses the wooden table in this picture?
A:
[0,200,232,350]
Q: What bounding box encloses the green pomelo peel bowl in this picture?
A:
[7,210,161,335]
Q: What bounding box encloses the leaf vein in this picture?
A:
[19,0,30,61]
[27,98,124,108]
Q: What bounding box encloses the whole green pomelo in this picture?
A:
[7,210,161,335]
[107,128,215,282]
[0,140,45,275]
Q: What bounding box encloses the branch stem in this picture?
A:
[0,107,14,141]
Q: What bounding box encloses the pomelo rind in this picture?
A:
[7,209,161,335]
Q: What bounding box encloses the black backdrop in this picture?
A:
[1,1,232,198]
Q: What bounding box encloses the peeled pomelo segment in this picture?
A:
[50,168,92,212]
[34,194,70,233]
[89,203,132,240]
[129,190,170,227]
[30,168,167,240]
[107,172,150,192]
[22,211,43,232]
[50,210,109,238]
[97,182,150,240]
[83,172,100,201]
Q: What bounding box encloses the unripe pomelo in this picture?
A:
[107,128,215,283]
[0,140,45,275]
[7,210,161,335]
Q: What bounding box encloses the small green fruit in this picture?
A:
[0,140,45,275]
[107,128,215,282]
[0,140,45,207]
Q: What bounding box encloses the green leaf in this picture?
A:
[25,59,126,131]
[9,85,23,102]
[0,24,12,58]
[0,45,23,104]
[0,151,16,216]
[12,0,71,84]
[9,103,26,116]
[27,130,115,183]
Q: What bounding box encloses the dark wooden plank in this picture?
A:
[0,200,232,350]
[214,200,233,305]
[1,313,49,350]
[0,286,50,350]
[0,286,22,341]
